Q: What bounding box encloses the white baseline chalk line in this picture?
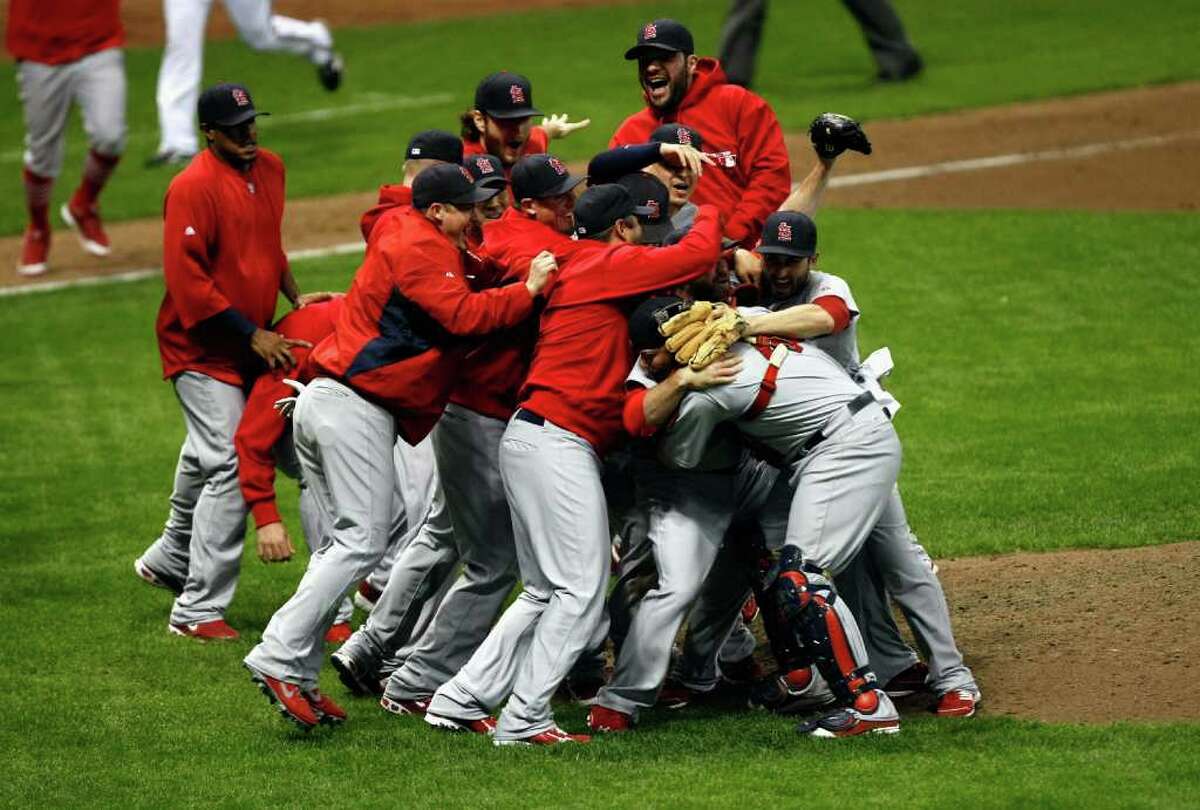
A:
[826,130,1200,188]
[0,93,456,163]
[3,129,1197,298]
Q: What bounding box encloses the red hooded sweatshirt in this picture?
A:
[308,207,536,444]
[610,58,790,247]
[234,297,343,528]
[6,0,123,64]
[359,183,413,244]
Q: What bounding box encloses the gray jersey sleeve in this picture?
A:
[657,390,731,470]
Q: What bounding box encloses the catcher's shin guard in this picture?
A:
[767,546,880,711]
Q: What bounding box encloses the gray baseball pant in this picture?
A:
[385,403,519,700]
[428,416,609,739]
[17,47,126,177]
[596,468,735,717]
[244,378,397,688]
[140,371,248,625]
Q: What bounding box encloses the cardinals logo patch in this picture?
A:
[231,87,250,107]
[459,166,474,183]
[676,127,692,146]
[510,84,526,104]
[643,22,657,40]
[548,156,567,175]
[645,199,661,219]
[777,221,793,242]
[474,157,496,175]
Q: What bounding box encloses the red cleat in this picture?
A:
[324,622,352,645]
[305,689,347,725]
[380,695,430,717]
[933,689,979,718]
[494,726,591,746]
[134,557,184,596]
[354,581,382,612]
[425,711,497,735]
[60,201,110,256]
[884,661,930,698]
[740,594,759,623]
[17,227,49,276]
[246,666,319,729]
[168,619,239,641]
[587,705,633,733]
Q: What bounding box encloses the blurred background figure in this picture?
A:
[6,0,127,277]
[718,0,923,88]
[148,0,345,167]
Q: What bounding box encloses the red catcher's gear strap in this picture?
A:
[743,336,802,420]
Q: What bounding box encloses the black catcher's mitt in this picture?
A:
[809,113,872,158]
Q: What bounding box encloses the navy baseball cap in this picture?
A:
[574,184,653,239]
[475,71,542,119]
[412,163,500,210]
[650,122,704,152]
[198,83,269,128]
[624,19,694,60]
[615,173,672,245]
[511,154,584,201]
[406,130,463,163]
[464,154,507,191]
[757,212,818,258]
[628,295,687,352]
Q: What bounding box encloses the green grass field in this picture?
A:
[3,208,1199,806]
[2,0,1200,236]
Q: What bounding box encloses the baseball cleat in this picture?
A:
[561,674,606,705]
[330,647,383,696]
[60,202,110,256]
[719,655,765,686]
[932,689,980,718]
[134,557,184,596]
[657,680,708,710]
[797,707,901,738]
[740,594,760,624]
[748,668,837,715]
[884,661,930,698]
[379,695,430,717]
[494,726,591,746]
[317,53,344,91]
[168,618,239,641]
[424,711,497,735]
[246,665,319,730]
[305,689,347,725]
[17,227,49,276]
[324,622,352,645]
[587,705,633,733]
[354,581,381,613]
[144,150,195,168]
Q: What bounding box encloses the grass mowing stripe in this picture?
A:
[2,0,1199,235]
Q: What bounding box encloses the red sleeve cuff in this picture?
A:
[813,295,851,333]
[622,387,658,438]
[250,500,283,529]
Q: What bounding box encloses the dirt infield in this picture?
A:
[3,82,1198,289]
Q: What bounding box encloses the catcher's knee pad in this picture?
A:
[767,547,877,708]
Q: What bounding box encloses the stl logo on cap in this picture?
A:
[510,84,526,104]
[676,127,691,146]
[548,156,567,175]
[778,221,793,242]
[459,166,474,182]
[474,156,495,175]
[231,87,250,107]
[643,22,658,40]
[645,199,661,219]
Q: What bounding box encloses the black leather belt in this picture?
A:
[798,390,877,457]
[514,408,545,427]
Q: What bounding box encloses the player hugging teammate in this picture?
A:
[133,17,980,744]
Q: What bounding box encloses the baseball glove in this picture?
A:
[662,302,747,368]
[809,112,872,158]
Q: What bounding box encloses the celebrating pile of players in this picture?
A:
[136,18,982,745]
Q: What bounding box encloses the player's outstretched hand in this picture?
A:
[257,521,296,563]
[295,290,339,308]
[809,112,872,159]
[526,250,558,296]
[273,378,306,418]
[678,354,743,389]
[542,113,591,140]
[658,143,713,177]
[251,329,312,370]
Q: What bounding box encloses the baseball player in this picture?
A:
[360,154,591,714]
[149,0,343,166]
[242,164,555,730]
[623,296,904,738]
[611,18,790,246]
[360,130,465,245]
[424,182,721,746]
[7,0,126,276]
[461,71,589,171]
[135,83,319,641]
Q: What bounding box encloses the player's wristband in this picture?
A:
[202,307,258,338]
